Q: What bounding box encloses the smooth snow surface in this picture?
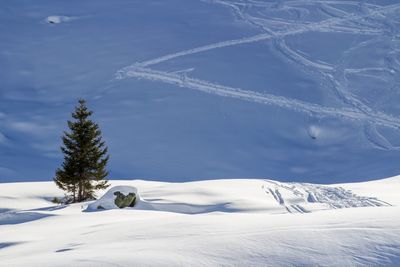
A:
[1,177,399,266]
[2,0,400,182]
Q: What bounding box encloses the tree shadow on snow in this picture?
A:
[0,211,55,225]
[28,205,68,212]
[0,242,23,250]
[0,208,13,214]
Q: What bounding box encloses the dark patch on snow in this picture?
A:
[0,242,22,250]
[0,211,54,225]
[55,248,74,253]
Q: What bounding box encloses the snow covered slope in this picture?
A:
[0,177,399,266]
[1,0,400,183]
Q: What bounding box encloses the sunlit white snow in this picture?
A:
[0,176,399,266]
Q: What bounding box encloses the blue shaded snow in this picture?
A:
[1,0,400,183]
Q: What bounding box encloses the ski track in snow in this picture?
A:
[116,66,400,129]
[262,180,391,214]
[116,1,400,140]
[209,0,400,150]
[130,1,399,68]
[272,37,400,149]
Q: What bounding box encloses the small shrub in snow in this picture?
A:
[51,197,62,204]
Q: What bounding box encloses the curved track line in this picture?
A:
[273,39,334,72]
[116,66,400,129]
[134,2,399,68]
[115,1,400,135]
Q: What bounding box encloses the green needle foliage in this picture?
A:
[54,99,110,203]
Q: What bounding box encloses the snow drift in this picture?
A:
[0,176,400,266]
[0,177,399,266]
[84,180,391,215]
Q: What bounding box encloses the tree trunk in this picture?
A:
[78,181,82,202]
[73,183,76,203]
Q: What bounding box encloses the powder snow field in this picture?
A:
[0,177,399,266]
[2,0,400,183]
[1,1,400,265]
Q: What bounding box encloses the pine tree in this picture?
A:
[54,99,110,203]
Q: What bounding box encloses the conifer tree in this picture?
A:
[54,99,110,203]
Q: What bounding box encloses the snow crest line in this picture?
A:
[116,66,400,129]
[133,2,400,68]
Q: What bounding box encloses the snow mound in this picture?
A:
[85,184,232,214]
[86,186,139,211]
[84,179,391,214]
[45,16,72,24]
[263,180,391,213]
